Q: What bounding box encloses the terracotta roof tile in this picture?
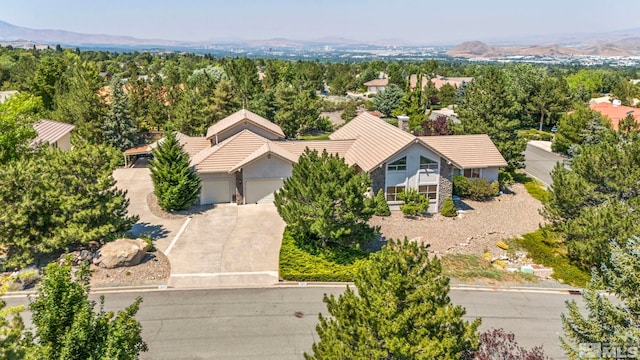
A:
[191,129,269,172]
[589,102,640,131]
[175,132,210,157]
[363,78,389,87]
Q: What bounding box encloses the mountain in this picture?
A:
[447,40,639,58]
[0,20,183,46]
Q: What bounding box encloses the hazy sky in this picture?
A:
[2,0,639,44]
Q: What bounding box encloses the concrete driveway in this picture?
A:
[113,164,285,288]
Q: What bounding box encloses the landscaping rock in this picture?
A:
[95,238,150,269]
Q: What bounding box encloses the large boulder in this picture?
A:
[95,238,150,269]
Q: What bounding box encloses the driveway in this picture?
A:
[524,142,566,187]
[113,164,285,288]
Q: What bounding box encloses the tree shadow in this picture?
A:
[455,199,475,211]
[130,222,170,240]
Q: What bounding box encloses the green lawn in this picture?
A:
[298,133,331,141]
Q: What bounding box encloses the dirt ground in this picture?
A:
[89,250,170,288]
[369,183,546,258]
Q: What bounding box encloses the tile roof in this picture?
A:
[277,139,355,159]
[330,112,416,172]
[419,134,507,169]
[589,102,640,131]
[175,132,210,157]
[123,144,152,156]
[229,142,298,172]
[363,78,389,87]
[205,109,285,140]
[31,119,75,145]
[409,74,473,90]
[191,129,269,172]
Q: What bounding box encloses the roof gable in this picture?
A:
[31,119,75,145]
[419,134,507,169]
[330,112,416,171]
[205,109,285,141]
[191,129,269,172]
[229,142,298,173]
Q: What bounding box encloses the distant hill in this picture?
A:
[0,20,183,46]
[447,40,639,58]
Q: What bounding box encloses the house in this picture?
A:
[363,78,388,94]
[409,74,473,91]
[589,101,640,131]
[31,119,75,150]
[172,109,506,212]
[0,90,19,103]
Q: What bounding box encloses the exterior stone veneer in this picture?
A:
[235,170,244,205]
[370,166,386,194]
[437,158,455,211]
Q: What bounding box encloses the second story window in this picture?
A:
[388,157,407,171]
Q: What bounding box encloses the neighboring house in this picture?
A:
[0,90,19,103]
[428,107,460,124]
[589,102,640,131]
[363,78,388,94]
[409,74,474,91]
[31,119,75,150]
[171,109,506,213]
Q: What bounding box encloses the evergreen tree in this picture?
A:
[306,240,480,359]
[102,75,138,151]
[274,149,375,248]
[551,105,610,154]
[455,67,525,170]
[374,188,390,216]
[373,84,404,116]
[440,197,458,217]
[340,101,358,122]
[172,86,209,136]
[212,79,239,121]
[0,145,138,268]
[561,237,640,359]
[149,132,201,211]
[29,262,147,360]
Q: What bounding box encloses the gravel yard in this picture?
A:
[369,183,546,257]
[89,250,170,288]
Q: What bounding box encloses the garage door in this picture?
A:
[245,179,284,204]
[200,180,231,205]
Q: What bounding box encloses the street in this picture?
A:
[524,143,566,187]
[5,286,581,359]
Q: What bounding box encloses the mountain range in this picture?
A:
[2,19,640,57]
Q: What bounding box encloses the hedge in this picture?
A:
[279,229,369,282]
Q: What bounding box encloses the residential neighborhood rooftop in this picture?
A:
[419,134,508,169]
[589,102,640,130]
[363,78,389,87]
[31,119,75,146]
[205,109,285,140]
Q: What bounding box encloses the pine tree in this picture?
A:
[455,67,525,170]
[274,149,375,248]
[102,75,138,151]
[373,84,404,117]
[305,240,480,359]
[561,237,640,359]
[149,132,201,211]
[211,79,239,122]
[0,145,138,268]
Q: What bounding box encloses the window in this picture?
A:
[419,156,438,171]
[419,185,437,200]
[388,157,407,171]
[464,168,481,178]
[386,186,405,202]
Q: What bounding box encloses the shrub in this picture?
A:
[467,178,499,201]
[440,197,457,217]
[397,188,429,216]
[278,229,368,282]
[453,175,470,197]
[498,169,514,187]
[470,328,551,359]
[374,189,390,216]
[517,128,554,141]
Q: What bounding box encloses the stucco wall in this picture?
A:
[482,167,500,182]
[243,155,292,180]
[214,123,282,144]
[55,133,72,151]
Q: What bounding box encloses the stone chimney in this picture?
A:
[397,115,409,132]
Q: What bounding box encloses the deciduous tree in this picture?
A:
[0,92,42,163]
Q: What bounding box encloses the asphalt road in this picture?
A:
[524,143,566,187]
[5,286,581,359]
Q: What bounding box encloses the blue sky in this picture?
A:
[2,0,639,43]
